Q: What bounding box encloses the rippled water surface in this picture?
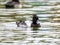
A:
[0,0,60,45]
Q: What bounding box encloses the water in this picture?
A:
[0,0,60,45]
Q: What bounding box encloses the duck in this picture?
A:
[5,0,22,8]
[16,20,27,27]
[31,14,41,27]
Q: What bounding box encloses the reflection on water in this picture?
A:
[32,27,39,31]
[0,0,60,45]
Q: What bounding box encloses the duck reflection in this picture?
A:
[32,27,39,31]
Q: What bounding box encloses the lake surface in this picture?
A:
[0,0,60,45]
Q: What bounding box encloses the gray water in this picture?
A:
[0,0,60,45]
